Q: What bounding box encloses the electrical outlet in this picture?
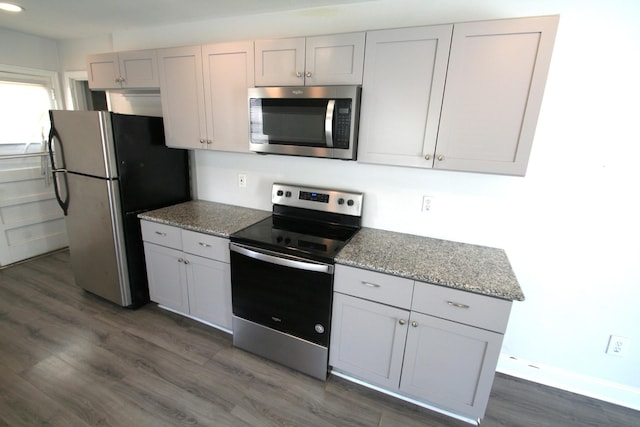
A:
[238,173,247,188]
[422,195,434,212]
[606,335,629,357]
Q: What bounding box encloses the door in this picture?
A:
[229,243,333,346]
[330,293,409,389]
[158,46,208,149]
[357,25,452,167]
[143,242,190,313]
[400,311,504,420]
[186,253,232,330]
[0,72,67,267]
[305,33,365,85]
[50,110,118,179]
[64,172,130,306]
[202,41,254,153]
[435,16,559,175]
[254,38,305,86]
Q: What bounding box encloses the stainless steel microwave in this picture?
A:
[248,85,361,160]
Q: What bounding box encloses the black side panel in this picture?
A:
[122,211,150,307]
[111,113,191,213]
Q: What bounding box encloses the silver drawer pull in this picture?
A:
[155,231,167,236]
[198,242,212,248]
[362,281,381,288]
[447,301,470,309]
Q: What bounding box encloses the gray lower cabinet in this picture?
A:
[330,265,511,422]
[140,220,232,331]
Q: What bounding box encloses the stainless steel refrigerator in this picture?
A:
[48,110,190,307]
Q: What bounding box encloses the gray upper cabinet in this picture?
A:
[357,25,453,167]
[86,50,160,90]
[157,41,254,152]
[436,15,559,176]
[254,32,365,86]
[358,15,558,176]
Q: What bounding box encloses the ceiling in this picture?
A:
[0,0,374,40]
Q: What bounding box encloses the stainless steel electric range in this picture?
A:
[229,183,363,380]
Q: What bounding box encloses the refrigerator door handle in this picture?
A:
[48,117,70,216]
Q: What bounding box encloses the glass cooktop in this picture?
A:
[230,215,359,263]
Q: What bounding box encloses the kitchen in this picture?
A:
[1,0,639,425]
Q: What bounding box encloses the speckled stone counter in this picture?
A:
[336,227,524,301]
[138,200,270,237]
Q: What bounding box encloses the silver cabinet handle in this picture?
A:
[399,319,406,325]
[178,258,184,263]
[306,71,312,77]
[155,231,167,236]
[361,281,381,288]
[199,139,206,144]
[198,242,212,248]
[411,321,419,327]
[447,301,470,309]
[206,140,212,145]
[424,154,431,160]
[437,154,444,161]
[296,71,302,78]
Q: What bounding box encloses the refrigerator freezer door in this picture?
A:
[50,110,118,179]
[65,172,131,306]
[110,114,190,212]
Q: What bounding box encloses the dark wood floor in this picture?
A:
[1,250,638,427]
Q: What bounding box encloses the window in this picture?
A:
[0,70,59,163]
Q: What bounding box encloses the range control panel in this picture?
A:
[272,183,363,217]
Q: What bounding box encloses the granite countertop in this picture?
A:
[336,228,524,301]
[138,200,270,237]
[139,201,523,301]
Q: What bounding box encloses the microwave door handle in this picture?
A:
[325,99,336,148]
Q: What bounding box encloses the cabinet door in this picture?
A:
[118,50,159,89]
[185,254,232,330]
[357,25,452,167]
[255,38,305,86]
[305,32,365,85]
[86,53,121,89]
[202,41,254,153]
[330,293,409,389]
[158,46,209,149]
[143,242,189,314]
[400,311,503,420]
[435,16,559,176]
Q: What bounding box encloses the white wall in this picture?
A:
[0,28,59,71]
[54,0,640,410]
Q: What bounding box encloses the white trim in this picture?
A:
[63,70,89,111]
[497,354,640,411]
[0,64,63,109]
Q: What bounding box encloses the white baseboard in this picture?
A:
[497,354,640,411]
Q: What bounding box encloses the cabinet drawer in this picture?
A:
[181,229,229,263]
[412,281,511,333]
[140,220,182,249]
[334,265,414,309]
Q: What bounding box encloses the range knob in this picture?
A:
[338,198,345,205]
[277,190,284,196]
[347,199,355,206]
[285,191,292,197]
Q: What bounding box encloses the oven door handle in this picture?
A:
[229,242,334,274]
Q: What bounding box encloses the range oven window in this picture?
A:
[230,248,332,347]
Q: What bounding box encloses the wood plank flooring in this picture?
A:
[1,250,638,426]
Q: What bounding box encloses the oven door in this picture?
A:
[229,242,333,346]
